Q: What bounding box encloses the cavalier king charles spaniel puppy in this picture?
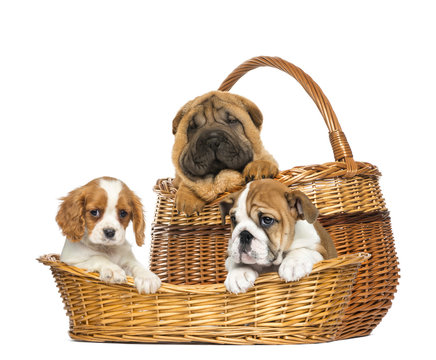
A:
[56,176,161,294]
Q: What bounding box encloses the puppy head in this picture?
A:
[219,179,318,266]
[172,91,264,180]
[56,177,145,247]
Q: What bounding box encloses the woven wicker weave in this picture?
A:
[150,56,400,340]
[38,253,368,344]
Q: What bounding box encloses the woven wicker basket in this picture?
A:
[151,56,400,340]
[39,252,368,344]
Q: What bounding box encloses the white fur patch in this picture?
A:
[228,183,271,265]
[278,220,322,282]
[291,220,321,251]
[99,178,123,210]
[88,178,125,245]
[224,257,259,294]
[279,248,323,282]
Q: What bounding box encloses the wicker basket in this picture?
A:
[38,253,368,344]
[150,56,400,340]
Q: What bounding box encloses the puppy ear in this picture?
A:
[129,190,145,247]
[237,95,263,129]
[219,196,234,225]
[172,100,193,135]
[218,190,241,225]
[285,190,319,224]
[56,187,86,242]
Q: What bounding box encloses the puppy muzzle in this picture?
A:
[180,129,253,178]
[89,222,126,246]
[229,227,276,266]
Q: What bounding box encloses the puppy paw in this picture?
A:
[100,266,127,284]
[134,271,162,294]
[242,160,279,183]
[225,267,258,294]
[175,188,206,216]
[278,251,322,282]
[214,170,244,193]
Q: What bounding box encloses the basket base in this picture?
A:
[69,326,341,345]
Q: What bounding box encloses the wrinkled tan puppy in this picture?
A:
[219,179,337,294]
[172,90,278,215]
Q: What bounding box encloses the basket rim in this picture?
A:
[154,161,381,199]
[38,252,370,295]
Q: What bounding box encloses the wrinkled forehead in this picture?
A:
[188,95,245,122]
[191,92,239,108]
[246,186,289,219]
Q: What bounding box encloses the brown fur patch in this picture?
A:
[56,178,106,242]
[119,185,145,247]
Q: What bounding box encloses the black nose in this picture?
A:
[103,228,116,239]
[239,230,253,245]
[206,134,222,150]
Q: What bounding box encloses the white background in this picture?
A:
[1,0,434,358]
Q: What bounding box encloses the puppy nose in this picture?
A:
[239,230,253,245]
[206,134,221,150]
[103,228,116,239]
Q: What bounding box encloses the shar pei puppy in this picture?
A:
[172,90,279,215]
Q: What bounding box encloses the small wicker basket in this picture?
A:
[150,56,400,341]
[39,253,368,344]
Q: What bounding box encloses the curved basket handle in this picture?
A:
[218,56,357,177]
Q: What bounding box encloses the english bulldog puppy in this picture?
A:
[219,179,337,294]
[172,91,279,216]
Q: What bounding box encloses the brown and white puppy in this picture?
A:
[56,177,161,294]
[172,90,278,216]
[219,179,337,294]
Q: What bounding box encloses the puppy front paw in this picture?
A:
[214,170,244,193]
[100,266,127,284]
[225,267,258,294]
[134,272,162,294]
[278,251,322,282]
[242,160,279,183]
[175,187,206,216]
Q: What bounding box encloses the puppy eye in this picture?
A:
[226,114,239,124]
[90,209,100,217]
[119,210,128,218]
[188,120,198,131]
[260,216,275,227]
[230,214,237,226]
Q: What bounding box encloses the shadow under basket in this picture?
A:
[38,253,368,344]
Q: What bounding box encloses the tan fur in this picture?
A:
[172,90,278,215]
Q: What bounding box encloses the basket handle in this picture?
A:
[218,56,357,177]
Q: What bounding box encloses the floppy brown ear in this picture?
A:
[218,190,242,225]
[129,190,145,246]
[56,187,86,242]
[172,100,193,135]
[285,190,319,224]
[236,95,263,129]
